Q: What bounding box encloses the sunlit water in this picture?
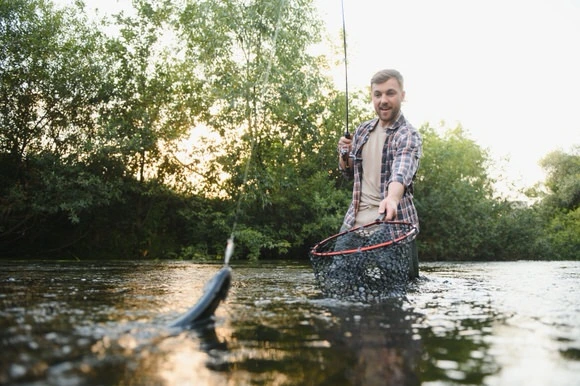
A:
[1,260,579,385]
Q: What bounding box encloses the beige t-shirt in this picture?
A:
[354,124,389,227]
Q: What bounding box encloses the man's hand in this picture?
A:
[338,136,353,169]
[338,136,352,152]
[379,196,399,221]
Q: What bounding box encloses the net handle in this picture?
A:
[311,220,417,257]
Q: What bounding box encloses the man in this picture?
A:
[337,69,422,278]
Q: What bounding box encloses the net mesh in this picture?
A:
[309,221,417,302]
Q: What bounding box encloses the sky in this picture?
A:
[59,0,580,191]
[316,0,580,190]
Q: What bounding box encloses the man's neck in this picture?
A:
[378,112,401,130]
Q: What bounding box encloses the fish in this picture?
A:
[168,266,232,329]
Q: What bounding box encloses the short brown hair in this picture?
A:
[371,69,404,90]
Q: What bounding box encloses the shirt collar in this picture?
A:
[370,113,405,132]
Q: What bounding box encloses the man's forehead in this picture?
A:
[371,78,401,91]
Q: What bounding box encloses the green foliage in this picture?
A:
[0,0,210,258]
[1,0,576,262]
[544,208,580,260]
[175,0,351,258]
[415,124,545,261]
[484,201,546,261]
[97,0,203,186]
[539,147,580,212]
[535,147,580,260]
[0,0,108,161]
[416,125,492,260]
[0,0,121,250]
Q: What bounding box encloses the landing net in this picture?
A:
[309,221,417,302]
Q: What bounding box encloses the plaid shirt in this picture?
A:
[340,114,422,231]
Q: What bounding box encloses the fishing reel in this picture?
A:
[340,146,350,163]
[339,131,351,165]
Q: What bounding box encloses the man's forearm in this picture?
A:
[386,181,405,201]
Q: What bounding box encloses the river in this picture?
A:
[1,260,579,385]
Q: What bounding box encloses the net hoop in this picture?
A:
[310,220,417,257]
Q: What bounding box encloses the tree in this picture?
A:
[0,0,119,252]
[177,0,349,259]
[415,124,498,260]
[539,147,580,212]
[537,147,580,260]
[97,0,205,187]
[0,0,107,163]
[0,0,205,258]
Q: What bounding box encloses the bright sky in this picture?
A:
[316,0,580,189]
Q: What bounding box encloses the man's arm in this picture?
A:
[380,127,421,220]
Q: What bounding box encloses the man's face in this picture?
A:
[372,78,405,127]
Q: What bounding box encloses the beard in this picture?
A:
[376,103,401,126]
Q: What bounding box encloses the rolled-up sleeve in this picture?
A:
[388,128,422,188]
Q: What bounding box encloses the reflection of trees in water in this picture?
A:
[418,312,500,384]
[322,301,422,386]
[219,297,422,385]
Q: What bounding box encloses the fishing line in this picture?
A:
[224,0,286,265]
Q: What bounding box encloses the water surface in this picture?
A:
[1,260,579,385]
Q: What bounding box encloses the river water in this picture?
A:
[1,260,579,386]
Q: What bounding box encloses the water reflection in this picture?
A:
[316,301,422,385]
[0,261,229,385]
[98,323,231,386]
[1,260,579,385]
[213,263,420,385]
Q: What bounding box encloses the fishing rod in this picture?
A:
[340,0,351,163]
